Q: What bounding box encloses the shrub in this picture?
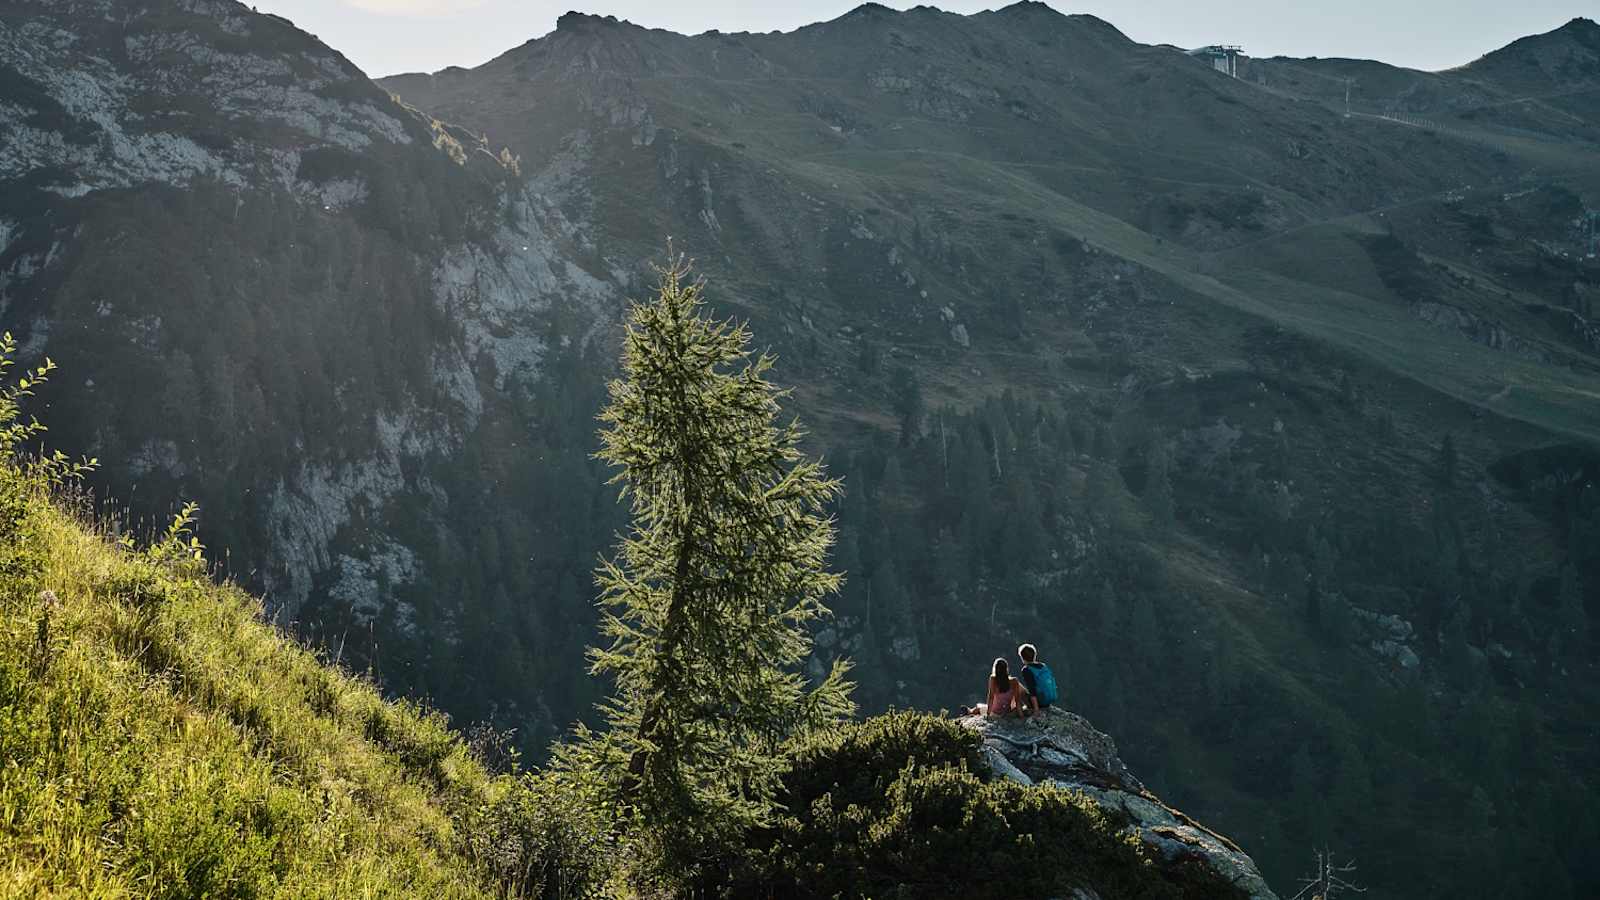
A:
[780,710,984,811]
[454,768,618,899]
[712,712,1242,900]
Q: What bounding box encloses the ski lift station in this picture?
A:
[1188,45,1243,78]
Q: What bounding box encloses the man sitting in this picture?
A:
[1017,643,1059,715]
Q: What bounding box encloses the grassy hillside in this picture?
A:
[0,466,499,896]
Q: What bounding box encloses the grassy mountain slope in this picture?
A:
[383,7,1600,445]
[1251,17,1600,147]
[0,471,496,896]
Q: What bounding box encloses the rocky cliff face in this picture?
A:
[1,0,405,193]
[966,711,1277,900]
[0,0,619,645]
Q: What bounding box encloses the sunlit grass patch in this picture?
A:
[0,464,498,897]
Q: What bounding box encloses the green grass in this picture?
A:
[795,145,1600,443]
[0,471,501,898]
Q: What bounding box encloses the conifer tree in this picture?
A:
[1556,565,1588,655]
[588,255,854,863]
[1434,433,1459,490]
[1143,435,1176,532]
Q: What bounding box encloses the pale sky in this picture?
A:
[249,0,1596,79]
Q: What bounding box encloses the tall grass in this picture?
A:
[0,351,504,896]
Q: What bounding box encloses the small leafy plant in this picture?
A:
[148,501,207,576]
[0,332,96,485]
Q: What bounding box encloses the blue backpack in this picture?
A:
[1026,662,1059,706]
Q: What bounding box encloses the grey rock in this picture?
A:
[1413,301,1547,362]
[1372,639,1421,670]
[962,710,1278,900]
[890,632,921,662]
[1181,419,1243,469]
[981,744,1034,786]
[1352,606,1414,643]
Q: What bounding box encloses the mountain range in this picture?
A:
[2,1,1598,895]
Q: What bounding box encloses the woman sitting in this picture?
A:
[963,657,1027,718]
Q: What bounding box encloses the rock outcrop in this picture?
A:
[961,710,1278,900]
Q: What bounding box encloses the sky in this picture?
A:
[248,0,1597,79]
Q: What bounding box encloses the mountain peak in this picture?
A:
[555,10,630,32]
[1537,14,1600,46]
[1494,14,1600,51]
[982,2,1129,44]
[845,2,896,16]
[1461,12,1600,88]
[996,0,1061,15]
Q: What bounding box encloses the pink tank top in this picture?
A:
[990,679,1017,715]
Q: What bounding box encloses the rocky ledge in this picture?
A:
[960,710,1278,900]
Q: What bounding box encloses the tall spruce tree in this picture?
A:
[588,256,854,862]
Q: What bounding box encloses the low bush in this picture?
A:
[712,712,1240,900]
[453,766,619,899]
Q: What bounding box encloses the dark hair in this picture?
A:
[991,657,1010,690]
[1018,643,1037,663]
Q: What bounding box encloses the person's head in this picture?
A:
[991,657,1010,686]
[1018,643,1037,664]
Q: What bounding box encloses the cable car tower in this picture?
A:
[1187,45,1243,78]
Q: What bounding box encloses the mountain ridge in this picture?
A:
[384,5,1590,83]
